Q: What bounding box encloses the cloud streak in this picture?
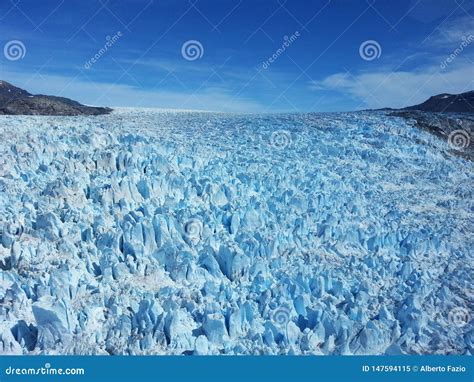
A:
[311,14,474,110]
[311,62,474,109]
[1,70,264,112]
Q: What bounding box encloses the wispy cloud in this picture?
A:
[310,62,473,110]
[311,14,474,110]
[1,70,264,112]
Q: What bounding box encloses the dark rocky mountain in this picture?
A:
[0,80,112,116]
[402,91,474,113]
[387,91,473,161]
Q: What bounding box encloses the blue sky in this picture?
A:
[1,0,473,112]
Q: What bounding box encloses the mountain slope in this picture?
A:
[0,80,112,116]
[403,91,474,113]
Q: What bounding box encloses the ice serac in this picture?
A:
[0,108,472,355]
[32,296,75,349]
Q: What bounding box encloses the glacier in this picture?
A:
[0,109,472,355]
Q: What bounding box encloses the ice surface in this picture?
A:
[0,109,472,355]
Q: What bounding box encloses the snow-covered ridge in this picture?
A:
[0,111,472,355]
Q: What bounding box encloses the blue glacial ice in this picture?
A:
[0,109,472,355]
